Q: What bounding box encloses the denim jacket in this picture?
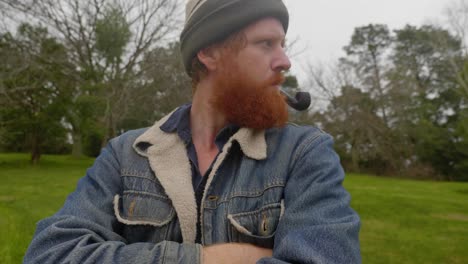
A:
[24,111,361,264]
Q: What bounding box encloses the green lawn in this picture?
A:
[345,174,468,263]
[0,153,95,264]
[1,153,467,263]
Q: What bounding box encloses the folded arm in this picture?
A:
[24,141,201,264]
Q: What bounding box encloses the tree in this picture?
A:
[331,24,404,173]
[313,84,401,174]
[0,24,72,163]
[343,24,392,125]
[306,23,468,180]
[388,25,467,180]
[122,41,192,130]
[444,0,468,99]
[1,0,183,151]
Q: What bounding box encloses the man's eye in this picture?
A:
[260,40,273,48]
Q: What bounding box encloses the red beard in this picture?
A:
[211,56,289,130]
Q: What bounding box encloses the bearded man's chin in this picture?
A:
[213,83,289,129]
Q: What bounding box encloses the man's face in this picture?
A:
[212,18,291,129]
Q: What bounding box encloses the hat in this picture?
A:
[180,0,289,75]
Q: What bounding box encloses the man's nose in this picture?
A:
[272,48,291,72]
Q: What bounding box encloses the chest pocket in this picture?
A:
[113,192,177,243]
[114,192,175,225]
[228,202,283,248]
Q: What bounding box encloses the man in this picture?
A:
[24,0,361,263]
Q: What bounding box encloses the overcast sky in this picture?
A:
[283,0,452,85]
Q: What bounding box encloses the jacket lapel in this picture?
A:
[133,114,197,243]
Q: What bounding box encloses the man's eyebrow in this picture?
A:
[251,32,286,41]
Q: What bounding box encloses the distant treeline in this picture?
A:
[0,0,467,181]
[294,22,468,181]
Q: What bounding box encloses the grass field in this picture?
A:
[346,174,468,263]
[0,153,95,264]
[1,153,467,263]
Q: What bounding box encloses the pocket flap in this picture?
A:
[228,202,283,238]
[113,193,175,226]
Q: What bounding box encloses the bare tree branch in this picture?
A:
[0,0,184,145]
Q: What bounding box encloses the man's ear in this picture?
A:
[197,47,221,71]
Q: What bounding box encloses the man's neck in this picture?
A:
[190,81,227,150]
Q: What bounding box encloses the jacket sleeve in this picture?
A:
[258,132,361,264]
[23,138,202,264]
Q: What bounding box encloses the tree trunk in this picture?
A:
[71,130,83,157]
[30,134,41,165]
[350,141,360,173]
[102,113,116,148]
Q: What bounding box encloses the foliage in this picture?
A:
[309,23,468,181]
[128,41,192,128]
[314,85,401,174]
[0,24,72,163]
[95,6,132,64]
[389,25,466,180]
[0,0,183,154]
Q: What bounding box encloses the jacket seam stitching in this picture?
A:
[292,132,323,165]
[228,202,281,217]
[121,172,157,179]
[229,183,285,198]
[203,184,284,209]
[122,190,170,201]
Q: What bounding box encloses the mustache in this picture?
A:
[269,73,286,86]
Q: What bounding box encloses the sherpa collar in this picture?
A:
[134,111,267,160]
[132,110,267,243]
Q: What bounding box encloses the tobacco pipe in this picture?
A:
[280,89,311,111]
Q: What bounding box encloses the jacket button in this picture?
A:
[207,195,219,201]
